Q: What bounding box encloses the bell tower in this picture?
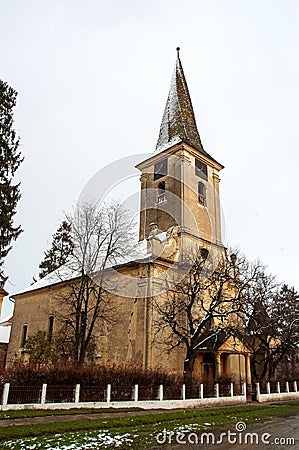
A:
[136,49,224,254]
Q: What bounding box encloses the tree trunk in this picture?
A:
[251,359,258,382]
[268,358,276,379]
[184,350,196,385]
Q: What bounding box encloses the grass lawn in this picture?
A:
[0,401,298,449]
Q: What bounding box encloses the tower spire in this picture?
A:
[156,48,206,154]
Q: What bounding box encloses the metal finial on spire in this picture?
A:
[176,47,180,57]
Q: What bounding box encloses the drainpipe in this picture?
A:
[143,175,147,240]
[145,256,151,369]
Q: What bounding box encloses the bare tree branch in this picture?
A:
[52,200,137,365]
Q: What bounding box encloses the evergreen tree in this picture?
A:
[0,80,23,284]
[39,220,74,278]
[23,331,58,367]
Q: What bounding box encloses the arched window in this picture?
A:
[48,316,54,342]
[20,324,28,347]
[157,181,166,204]
[198,182,206,206]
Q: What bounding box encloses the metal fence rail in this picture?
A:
[7,386,42,404]
[138,385,159,401]
[46,386,75,403]
[163,385,182,400]
[79,386,106,402]
[110,385,134,402]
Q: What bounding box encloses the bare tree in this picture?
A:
[153,248,263,383]
[244,280,299,380]
[273,285,299,378]
[53,201,137,365]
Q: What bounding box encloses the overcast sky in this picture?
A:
[1,0,299,316]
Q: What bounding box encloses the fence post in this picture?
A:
[159,385,163,401]
[277,382,280,394]
[2,383,10,406]
[215,383,219,398]
[75,384,80,403]
[266,382,271,395]
[256,382,260,399]
[106,384,111,402]
[182,384,186,400]
[41,383,47,405]
[294,381,298,393]
[134,384,138,402]
[243,382,247,398]
[230,382,234,397]
[286,381,289,393]
[200,383,204,399]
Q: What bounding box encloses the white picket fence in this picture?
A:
[1,380,298,410]
[1,382,246,411]
[256,380,299,403]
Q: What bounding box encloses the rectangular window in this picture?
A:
[157,181,166,204]
[154,158,168,180]
[195,159,208,180]
[21,325,28,347]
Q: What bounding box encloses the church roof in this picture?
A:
[196,330,252,354]
[155,49,212,160]
[0,314,12,344]
[12,239,150,297]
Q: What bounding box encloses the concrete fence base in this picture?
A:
[256,382,299,403]
[0,395,247,412]
[257,392,299,403]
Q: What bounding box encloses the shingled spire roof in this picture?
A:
[156,48,208,156]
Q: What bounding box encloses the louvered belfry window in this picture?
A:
[195,159,208,180]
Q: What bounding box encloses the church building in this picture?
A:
[6,50,251,385]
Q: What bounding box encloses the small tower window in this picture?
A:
[157,181,166,204]
[200,247,209,260]
[198,182,206,206]
[195,159,208,180]
[154,158,168,180]
[20,324,28,347]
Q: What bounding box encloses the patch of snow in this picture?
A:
[3,430,135,449]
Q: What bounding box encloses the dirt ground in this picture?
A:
[162,413,299,450]
[0,408,172,427]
